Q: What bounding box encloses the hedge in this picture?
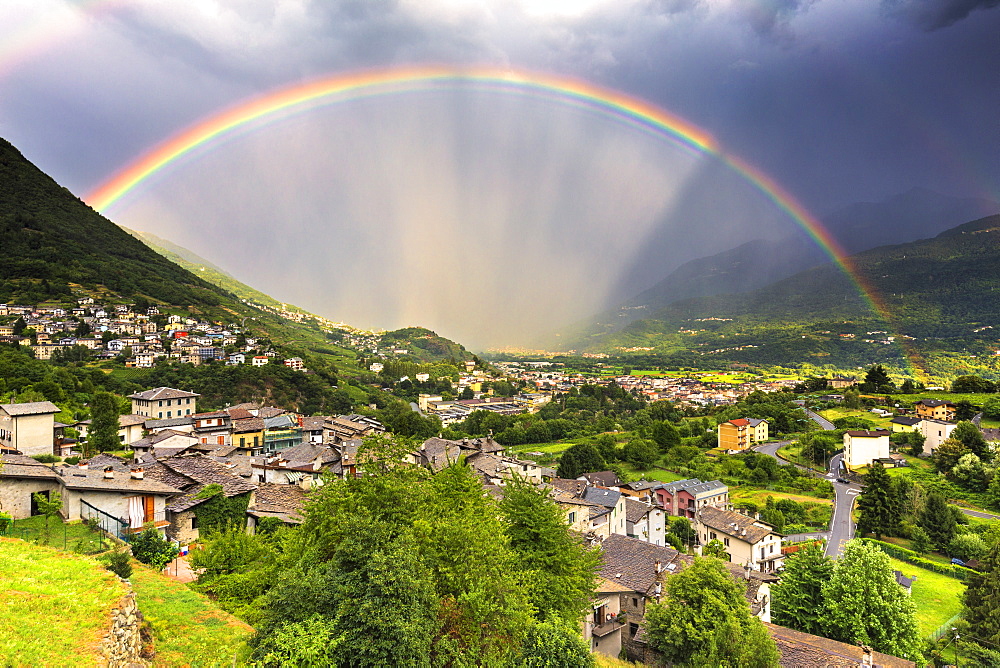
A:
[860,538,976,582]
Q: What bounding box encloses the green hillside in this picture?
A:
[569,214,1000,377]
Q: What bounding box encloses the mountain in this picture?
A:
[568,214,1000,376]
[0,138,226,309]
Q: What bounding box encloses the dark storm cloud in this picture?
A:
[883,0,1000,30]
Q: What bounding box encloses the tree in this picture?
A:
[771,542,834,635]
[984,396,1000,420]
[500,477,601,624]
[515,620,594,668]
[860,365,894,393]
[963,541,1000,648]
[987,471,1000,511]
[622,438,658,470]
[555,443,606,479]
[703,539,729,559]
[956,399,978,422]
[89,391,121,453]
[951,375,997,394]
[820,540,922,661]
[951,453,992,492]
[651,421,681,451]
[130,525,180,570]
[855,462,900,539]
[949,533,988,562]
[32,491,62,543]
[952,421,990,461]
[910,526,932,555]
[934,438,970,474]
[645,558,780,667]
[669,517,697,549]
[919,492,957,550]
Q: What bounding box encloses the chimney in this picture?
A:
[654,582,662,596]
[77,462,88,470]
[131,467,144,480]
[103,466,114,479]
[655,560,662,573]
[860,645,873,666]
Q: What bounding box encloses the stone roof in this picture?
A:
[232,417,265,434]
[57,467,181,495]
[845,430,890,437]
[257,406,287,419]
[145,416,194,429]
[118,414,147,427]
[275,443,339,466]
[765,623,915,668]
[0,454,60,479]
[599,534,691,596]
[155,454,257,512]
[624,497,654,524]
[660,479,728,497]
[0,401,60,416]
[580,471,621,488]
[250,482,306,516]
[300,416,328,431]
[583,486,621,509]
[697,506,780,544]
[128,387,199,401]
[130,429,196,450]
[416,438,464,471]
[225,407,255,420]
[548,478,588,497]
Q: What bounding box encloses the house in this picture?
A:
[918,419,957,455]
[583,486,629,539]
[747,418,769,443]
[251,356,269,366]
[617,480,658,503]
[231,417,266,454]
[128,429,198,455]
[828,376,857,389]
[623,497,667,546]
[695,505,784,573]
[246,482,307,532]
[843,429,891,468]
[889,416,922,433]
[192,411,232,447]
[118,414,147,445]
[283,357,304,370]
[718,419,751,451]
[579,470,622,488]
[56,463,180,536]
[654,479,729,518]
[144,416,195,434]
[0,453,61,518]
[129,387,199,419]
[0,401,60,457]
[914,399,956,422]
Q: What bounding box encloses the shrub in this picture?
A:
[64,456,81,465]
[102,547,134,580]
[130,525,179,570]
[0,511,12,536]
[31,454,60,463]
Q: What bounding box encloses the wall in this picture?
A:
[12,413,55,457]
[99,590,147,667]
[167,508,199,545]
[0,478,60,519]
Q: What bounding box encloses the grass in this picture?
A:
[130,563,253,667]
[619,465,687,483]
[818,407,893,430]
[886,557,965,638]
[730,488,833,507]
[0,538,126,666]
[595,656,651,667]
[10,515,114,555]
[777,442,828,472]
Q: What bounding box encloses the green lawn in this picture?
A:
[10,515,114,555]
[777,442,827,472]
[130,563,253,666]
[0,538,126,666]
[818,407,893,430]
[887,557,964,638]
[730,487,834,508]
[619,465,686,483]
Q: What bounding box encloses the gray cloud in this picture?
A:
[883,0,1000,30]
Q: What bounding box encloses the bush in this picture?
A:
[860,538,975,581]
[64,456,81,465]
[31,454,60,463]
[102,547,134,580]
[0,511,12,536]
[129,525,179,570]
[949,533,988,562]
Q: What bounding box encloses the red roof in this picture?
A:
[728,418,750,427]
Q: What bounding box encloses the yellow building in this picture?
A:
[914,399,956,422]
[718,417,768,452]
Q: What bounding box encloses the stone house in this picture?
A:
[695,505,784,573]
[0,454,61,519]
[129,387,199,420]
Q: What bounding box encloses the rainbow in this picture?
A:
[83,65,925,377]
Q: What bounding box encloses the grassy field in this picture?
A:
[10,515,114,555]
[0,538,126,666]
[730,487,834,508]
[777,442,828,472]
[595,656,651,667]
[886,557,964,638]
[130,563,253,666]
[818,407,893,430]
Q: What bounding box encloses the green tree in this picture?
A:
[645,558,780,667]
[820,540,922,662]
[910,526,932,555]
[130,525,180,570]
[622,438,658,470]
[956,399,978,422]
[555,443,606,479]
[89,391,122,453]
[860,365,894,393]
[934,438,970,474]
[919,492,957,550]
[856,462,900,539]
[771,541,834,635]
[669,517,697,549]
[949,533,988,562]
[952,375,997,393]
[987,471,1000,511]
[500,477,600,624]
[951,453,992,492]
[952,421,990,461]
[515,620,594,668]
[32,490,62,543]
[703,539,728,559]
[651,421,681,451]
[963,541,1000,648]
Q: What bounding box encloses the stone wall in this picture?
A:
[99,589,147,667]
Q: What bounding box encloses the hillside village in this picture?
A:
[5,369,976,665]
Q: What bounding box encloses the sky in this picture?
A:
[1,0,998,349]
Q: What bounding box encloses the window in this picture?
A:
[167,411,171,418]
[770,544,775,554]
[632,597,638,607]
[629,623,639,638]
[158,412,163,418]
[568,512,576,523]
[239,437,246,447]
[191,515,199,529]
[724,538,730,547]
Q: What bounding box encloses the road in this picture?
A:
[804,408,835,430]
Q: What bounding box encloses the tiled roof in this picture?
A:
[145,417,194,429]
[890,417,922,425]
[57,467,181,494]
[249,482,306,517]
[232,417,265,433]
[129,387,199,401]
[118,414,147,427]
[225,407,255,420]
[728,418,750,427]
[624,497,656,524]
[300,416,328,431]
[156,454,257,512]
[549,478,588,497]
[0,454,60,479]
[697,506,779,544]
[599,534,691,595]
[765,623,915,668]
[915,399,955,408]
[257,406,287,419]
[583,486,621,509]
[130,429,195,450]
[275,443,339,466]
[581,471,621,487]
[0,401,60,416]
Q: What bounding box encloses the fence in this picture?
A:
[930,614,962,641]
[80,498,130,541]
[8,513,113,555]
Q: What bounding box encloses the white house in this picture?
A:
[919,419,957,455]
[843,429,891,469]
